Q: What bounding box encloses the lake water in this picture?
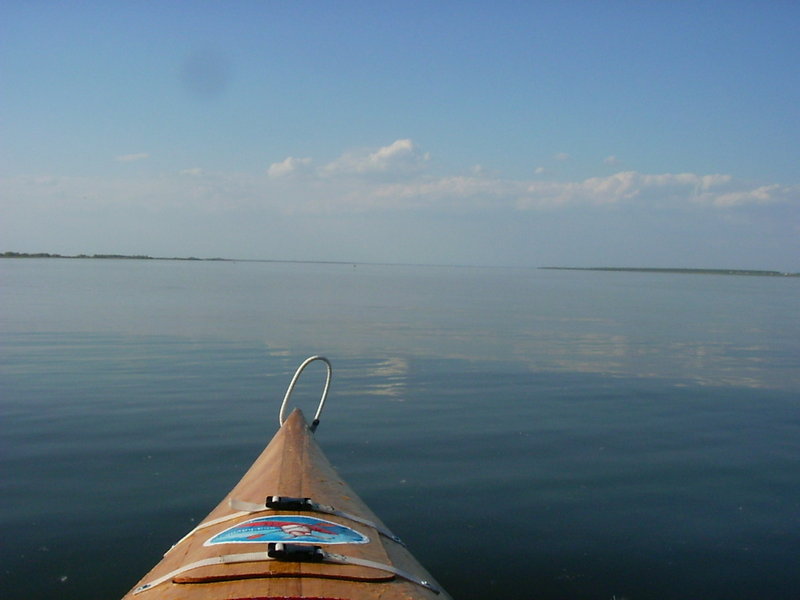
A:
[1,258,798,599]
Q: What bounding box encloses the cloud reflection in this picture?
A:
[4,261,794,391]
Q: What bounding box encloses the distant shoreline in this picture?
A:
[0,252,348,265]
[0,251,428,268]
[2,253,797,277]
[1,251,229,262]
[541,266,799,278]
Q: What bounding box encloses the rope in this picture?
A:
[279,356,332,432]
[133,547,440,595]
[133,551,266,594]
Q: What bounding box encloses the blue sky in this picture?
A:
[2,1,798,269]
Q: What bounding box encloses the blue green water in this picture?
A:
[1,259,798,599]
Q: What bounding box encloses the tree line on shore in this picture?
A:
[1,251,221,261]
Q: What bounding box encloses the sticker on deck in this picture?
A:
[204,515,370,546]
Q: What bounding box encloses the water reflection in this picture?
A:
[2,320,799,600]
[365,357,409,399]
[1,259,797,390]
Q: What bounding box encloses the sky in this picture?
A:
[2,1,798,269]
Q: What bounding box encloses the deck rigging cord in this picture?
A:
[133,544,441,595]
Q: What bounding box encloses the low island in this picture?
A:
[1,251,227,261]
[541,266,799,277]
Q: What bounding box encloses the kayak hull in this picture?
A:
[122,408,451,599]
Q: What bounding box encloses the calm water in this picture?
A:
[1,259,798,599]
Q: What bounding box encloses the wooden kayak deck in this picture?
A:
[121,408,451,599]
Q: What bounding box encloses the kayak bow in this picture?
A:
[122,356,451,600]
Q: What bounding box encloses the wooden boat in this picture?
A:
[122,356,452,599]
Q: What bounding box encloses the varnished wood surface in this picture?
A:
[121,409,451,599]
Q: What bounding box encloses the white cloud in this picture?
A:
[518,172,689,209]
[115,153,149,163]
[360,176,518,211]
[265,140,431,183]
[310,169,794,214]
[604,155,620,166]
[513,172,786,210]
[267,156,313,178]
[553,152,570,161]
[699,184,787,208]
[7,142,794,222]
[470,164,487,176]
[321,139,430,177]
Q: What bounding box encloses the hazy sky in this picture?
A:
[2,2,798,269]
